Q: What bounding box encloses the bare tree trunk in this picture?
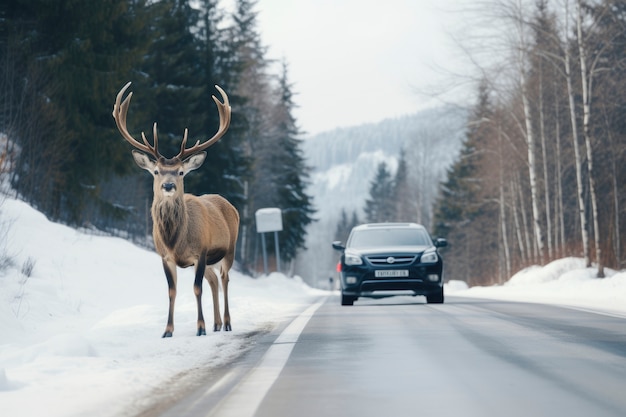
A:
[610,136,621,269]
[575,0,604,277]
[603,110,621,269]
[520,83,543,263]
[538,67,553,260]
[554,96,565,258]
[498,126,511,281]
[563,0,590,267]
[515,5,544,264]
[512,178,527,266]
[516,173,534,261]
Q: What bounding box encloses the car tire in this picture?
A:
[427,289,444,304]
[341,293,355,306]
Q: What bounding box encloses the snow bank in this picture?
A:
[0,197,326,417]
[446,258,626,316]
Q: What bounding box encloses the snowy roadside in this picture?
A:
[0,197,326,417]
[446,257,626,318]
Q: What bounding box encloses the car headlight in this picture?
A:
[344,252,363,266]
[420,251,438,264]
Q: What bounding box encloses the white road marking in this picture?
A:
[207,299,326,417]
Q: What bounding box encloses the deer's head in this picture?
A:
[112,82,231,198]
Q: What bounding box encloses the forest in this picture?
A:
[1,0,625,286]
[351,0,625,286]
[0,0,314,274]
[427,0,626,285]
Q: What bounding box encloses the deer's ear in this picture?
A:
[132,150,156,172]
[183,152,206,175]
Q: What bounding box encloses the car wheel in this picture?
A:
[341,293,355,306]
[427,289,444,304]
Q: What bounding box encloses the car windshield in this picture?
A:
[348,228,432,249]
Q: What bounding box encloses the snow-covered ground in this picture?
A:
[0,197,327,417]
[447,258,626,318]
[1,195,625,417]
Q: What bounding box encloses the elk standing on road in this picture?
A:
[112,82,239,338]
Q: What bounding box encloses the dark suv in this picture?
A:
[332,223,447,305]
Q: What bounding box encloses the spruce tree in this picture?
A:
[185,0,249,209]
[271,62,315,262]
[141,0,201,158]
[226,0,273,266]
[432,80,497,284]
[392,149,414,222]
[364,162,395,223]
[2,0,151,223]
[335,208,360,243]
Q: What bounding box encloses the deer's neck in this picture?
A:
[152,195,188,249]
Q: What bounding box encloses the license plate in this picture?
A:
[375,270,409,277]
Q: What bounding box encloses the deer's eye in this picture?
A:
[179,171,184,176]
[153,170,159,175]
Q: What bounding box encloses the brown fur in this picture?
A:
[148,159,240,337]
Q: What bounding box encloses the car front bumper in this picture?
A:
[340,264,443,298]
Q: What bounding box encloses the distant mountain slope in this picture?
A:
[295,105,467,286]
[303,106,465,172]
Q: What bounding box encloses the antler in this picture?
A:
[176,85,231,161]
[112,82,162,159]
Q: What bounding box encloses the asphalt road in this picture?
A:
[154,295,626,417]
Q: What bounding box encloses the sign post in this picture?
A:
[255,208,283,275]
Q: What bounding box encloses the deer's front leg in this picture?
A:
[194,253,207,336]
[162,259,177,338]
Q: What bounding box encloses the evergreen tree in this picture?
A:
[335,208,360,243]
[141,0,201,158]
[271,62,315,262]
[364,162,395,223]
[392,149,414,222]
[432,80,498,284]
[1,0,151,223]
[226,0,273,266]
[185,0,249,209]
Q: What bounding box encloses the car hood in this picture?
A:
[347,246,432,256]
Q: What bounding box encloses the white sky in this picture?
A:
[255,0,471,135]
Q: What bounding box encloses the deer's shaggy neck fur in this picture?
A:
[152,195,187,250]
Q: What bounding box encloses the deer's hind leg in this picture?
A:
[205,266,223,331]
[221,254,233,331]
[221,268,232,331]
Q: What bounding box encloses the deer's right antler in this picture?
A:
[175,85,231,161]
[112,82,162,159]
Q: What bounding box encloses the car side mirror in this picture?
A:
[332,241,345,251]
[435,238,447,248]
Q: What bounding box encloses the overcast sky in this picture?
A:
[253,0,472,135]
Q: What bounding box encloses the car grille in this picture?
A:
[365,255,417,266]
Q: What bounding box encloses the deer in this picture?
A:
[112,82,239,338]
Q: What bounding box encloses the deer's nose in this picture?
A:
[162,183,176,192]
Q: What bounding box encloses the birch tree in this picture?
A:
[561,0,591,267]
[511,0,545,263]
[574,0,612,277]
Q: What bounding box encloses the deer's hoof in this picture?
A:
[224,323,232,331]
[213,324,222,332]
[196,327,206,336]
[162,331,173,338]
